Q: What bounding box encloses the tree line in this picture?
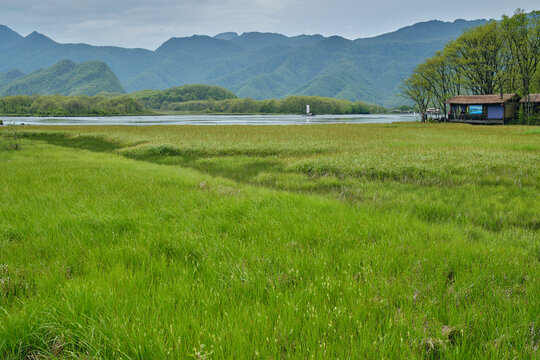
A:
[0,95,146,116]
[0,94,387,116]
[131,85,387,114]
[402,10,540,123]
[164,96,387,114]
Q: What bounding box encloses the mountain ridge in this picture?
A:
[0,18,488,105]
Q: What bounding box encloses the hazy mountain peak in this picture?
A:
[25,31,57,44]
[156,34,242,54]
[213,32,239,40]
[240,31,286,37]
[48,59,77,74]
[327,35,347,40]
[0,24,21,36]
[291,34,324,40]
[26,31,45,38]
[358,18,488,43]
[190,35,212,40]
[236,32,289,42]
[230,32,295,50]
[0,25,23,47]
[0,68,25,87]
[4,69,25,79]
[317,35,351,51]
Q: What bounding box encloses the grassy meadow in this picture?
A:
[0,123,539,359]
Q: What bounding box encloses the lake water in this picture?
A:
[0,113,419,126]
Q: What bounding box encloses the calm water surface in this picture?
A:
[0,114,419,126]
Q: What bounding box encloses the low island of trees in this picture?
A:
[131,84,387,114]
[0,84,388,116]
[158,95,387,114]
[402,9,540,124]
[130,84,238,108]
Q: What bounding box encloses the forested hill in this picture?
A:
[0,19,487,105]
[0,60,124,96]
[0,69,25,88]
[130,84,238,108]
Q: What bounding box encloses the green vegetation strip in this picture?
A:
[0,85,387,116]
[0,123,539,359]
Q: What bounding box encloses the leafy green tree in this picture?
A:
[401,73,432,122]
[414,51,459,116]
[502,10,540,122]
[452,21,507,95]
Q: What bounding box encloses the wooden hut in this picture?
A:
[519,93,540,113]
[445,94,520,124]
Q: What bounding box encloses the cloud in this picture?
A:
[0,0,298,47]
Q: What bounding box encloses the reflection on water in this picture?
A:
[0,114,420,126]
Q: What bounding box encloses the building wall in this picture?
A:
[487,105,503,119]
[504,103,518,120]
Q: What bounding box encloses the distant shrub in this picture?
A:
[141,145,181,156]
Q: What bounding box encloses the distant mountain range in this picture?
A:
[0,19,487,105]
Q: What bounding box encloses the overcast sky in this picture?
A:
[0,0,538,49]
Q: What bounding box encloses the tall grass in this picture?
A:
[0,123,538,359]
[0,125,20,151]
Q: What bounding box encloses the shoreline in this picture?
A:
[0,113,420,126]
[0,111,392,118]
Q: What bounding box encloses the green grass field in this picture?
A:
[1,123,539,359]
